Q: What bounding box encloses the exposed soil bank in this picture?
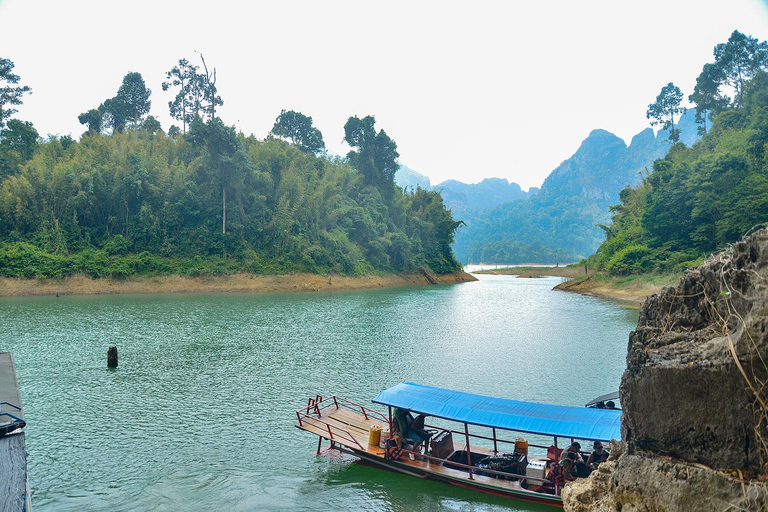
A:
[0,271,477,297]
[553,276,673,307]
[476,266,675,306]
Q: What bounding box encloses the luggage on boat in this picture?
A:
[525,458,548,481]
[379,429,390,448]
[431,430,454,459]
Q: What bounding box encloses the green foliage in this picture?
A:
[344,115,399,200]
[270,110,325,154]
[690,30,768,133]
[117,72,152,131]
[0,119,39,178]
[0,57,31,126]
[605,244,652,275]
[594,70,768,276]
[647,82,686,143]
[0,128,461,278]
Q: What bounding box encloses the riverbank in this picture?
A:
[0,271,477,297]
[475,266,678,306]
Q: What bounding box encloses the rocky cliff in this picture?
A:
[564,229,768,511]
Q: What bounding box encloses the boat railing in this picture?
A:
[295,395,389,452]
[296,395,389,425]
[426,423,550,454]
[296,412,365,451]
[400,447,558,494]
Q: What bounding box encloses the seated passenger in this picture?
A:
[605,400,617,410]
[544,458,574,495]
[393,409,431,452]
[410,414,432,450]
[561,443,590,477]
[587,441,607,469]
[560,442,584,463]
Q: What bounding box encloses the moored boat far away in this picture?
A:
[295,382,621,508]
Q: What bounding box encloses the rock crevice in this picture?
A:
[565,229,768,510]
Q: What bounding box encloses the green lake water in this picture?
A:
[0,274,638,511]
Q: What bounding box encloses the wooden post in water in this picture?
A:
[107,346,118,368]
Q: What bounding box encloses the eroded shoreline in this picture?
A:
[0,271,478,297]
[477,266,676,307]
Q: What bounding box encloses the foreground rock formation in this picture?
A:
[564,229,768,511]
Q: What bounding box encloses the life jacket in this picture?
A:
[384,438,402,461]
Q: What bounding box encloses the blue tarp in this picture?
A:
[372,382,621,442]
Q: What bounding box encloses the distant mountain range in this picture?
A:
[396,110,700,264]
[396,167,538,214]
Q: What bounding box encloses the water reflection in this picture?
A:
[0,274,637,511]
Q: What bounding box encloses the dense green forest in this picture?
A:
[0,58,462,278]
[592,31,768,275]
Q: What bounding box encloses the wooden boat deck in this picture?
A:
[296,404,553,500]
[0,352,29,512]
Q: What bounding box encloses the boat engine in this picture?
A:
[476,453,528,479]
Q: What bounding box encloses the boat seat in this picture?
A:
[546,445,563,462]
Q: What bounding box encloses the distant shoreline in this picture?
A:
[0,271,478,297]
[474,266,678,307]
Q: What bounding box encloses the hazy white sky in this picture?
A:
[1,0,768,190]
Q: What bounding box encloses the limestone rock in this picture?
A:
[623,229,768,472]
[564,444,768,511]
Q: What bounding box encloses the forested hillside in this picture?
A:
[450,113,699,265]
[0,58,462,278]
[593,32,768,275]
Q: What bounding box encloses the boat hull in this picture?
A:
[338,444,563,508]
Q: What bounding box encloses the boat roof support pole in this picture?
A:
[492,428,498,455]
[464,423,473,480]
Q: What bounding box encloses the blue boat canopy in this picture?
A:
[372,382,621,442]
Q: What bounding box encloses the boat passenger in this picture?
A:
[561,442,591,477]
[560,442,584,463]
[587,441,607,469]
[544,458,575,495]
[410,414,432,450]
[605,400,616,410]
[393,409,431,452]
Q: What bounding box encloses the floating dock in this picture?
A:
[0,352,31,512]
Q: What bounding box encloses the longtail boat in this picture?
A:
[295,382,621,508]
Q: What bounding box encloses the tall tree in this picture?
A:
[0,118,39,178]
[647,82,686,143]
[188,117,249,234]
[162,58,198,134]
[270,109,325,154]
[0,57,31,128]
[197,53,222,121]
[78,108,103,135]
[344,115,399,194]
[100,96,128,134]
[117,72,151,131]
[691,31,768,120]
[712,30,768,109]
[688,63,728,135]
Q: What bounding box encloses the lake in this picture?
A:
[0,274,638,511]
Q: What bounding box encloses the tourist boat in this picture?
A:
[295,382,621,508]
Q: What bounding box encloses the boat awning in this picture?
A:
[585,391,620,408]
[372,382,621,442]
